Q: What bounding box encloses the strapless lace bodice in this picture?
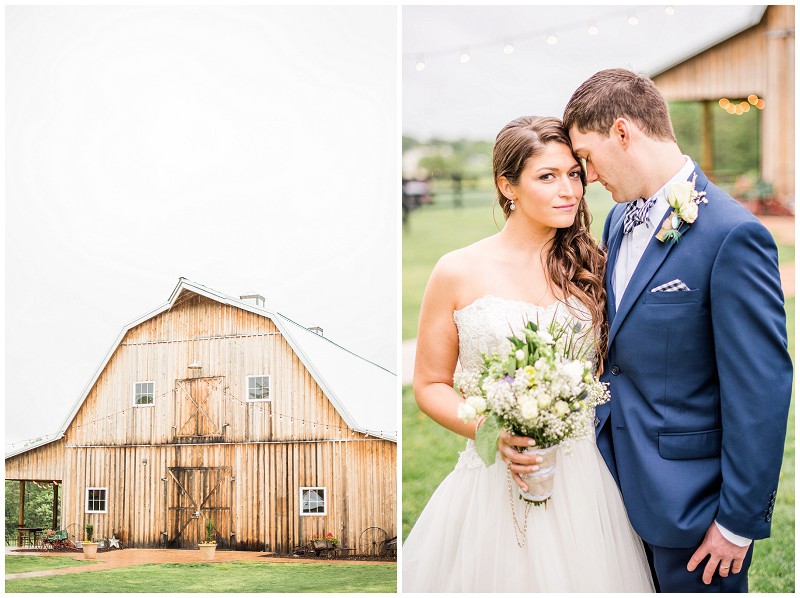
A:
[453,295,597,372]
[453,295,598,470]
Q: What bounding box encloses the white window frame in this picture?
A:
[246,375,271,402]
[133,381,155,407]
[299,486,327,516]
[85,487,108,514]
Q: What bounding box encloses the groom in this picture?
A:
[563,69,792,592]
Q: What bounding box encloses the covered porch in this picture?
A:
[6,479,62,548]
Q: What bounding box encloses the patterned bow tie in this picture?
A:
[623,196,657,234]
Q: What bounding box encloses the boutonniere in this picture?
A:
[656,174,708,244]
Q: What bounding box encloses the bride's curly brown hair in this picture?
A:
[493,115,608,363]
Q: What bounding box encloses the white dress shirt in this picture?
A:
[612,156,694,309]
[611,156,752,548]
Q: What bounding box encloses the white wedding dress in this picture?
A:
[403,295,654,593]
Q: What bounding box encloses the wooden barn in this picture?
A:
[5,278,397,554]
[650,5,795,208]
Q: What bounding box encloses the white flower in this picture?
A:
[537,330,554,345]
[679,200,699,223]
[519,397,539,420]
[457,402,477,422]
[554,400,570,417]
[537,392,552,408]
[561,360,585,385]
[466,395,486,414]
[515,349,525,361]
[668,180,694,212]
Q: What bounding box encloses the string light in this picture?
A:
[406,5,674,71]
[718,96,764,115]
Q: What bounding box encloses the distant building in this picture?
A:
[651,5,794,209]
[6,278,396,554]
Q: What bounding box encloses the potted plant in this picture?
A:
[82,523,99,559]
[198,517,216,560]
[311,532,339,554]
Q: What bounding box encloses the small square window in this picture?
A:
[86,487,108,513]
[300,487,326,516]
[247,375,271,402]
[134,381,155,406]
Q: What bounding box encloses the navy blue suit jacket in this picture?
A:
[597,165,792,548]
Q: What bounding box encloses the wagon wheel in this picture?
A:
[359,527,388,557]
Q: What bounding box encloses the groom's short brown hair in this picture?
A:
[563,68,676,142]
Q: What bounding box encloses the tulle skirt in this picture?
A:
[402,438,654,593]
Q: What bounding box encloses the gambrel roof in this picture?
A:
[7,278,396,458]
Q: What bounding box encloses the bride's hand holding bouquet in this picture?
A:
[455,317,609,505]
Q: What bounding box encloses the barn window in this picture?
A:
[85,487,108,513]
[134,381,155,406]
[299,487,326,516]
[246,375,271,402]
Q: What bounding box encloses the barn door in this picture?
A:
[174,377,224,440]
[167,467,232,549]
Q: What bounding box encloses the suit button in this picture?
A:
[611,365,621,376]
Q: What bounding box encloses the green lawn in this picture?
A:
[402,186,795,592]
[402,185,614,339]
[4,561,397,593]
[5,555,89,574]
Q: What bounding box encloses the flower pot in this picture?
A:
[312,539,333,550]
[81,541,99,560]
[518,444,559,504]
[198,542,217,560]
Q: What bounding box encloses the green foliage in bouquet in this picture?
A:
[458,319,609,466]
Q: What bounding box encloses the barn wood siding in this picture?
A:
[5,440,67,481]
[67,293,351,447]
[652,6,794,203]
[9,439,395,552]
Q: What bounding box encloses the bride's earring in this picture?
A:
[509,197,516,211]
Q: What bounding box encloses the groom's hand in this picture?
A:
[497,430,541,492]
[687,522,749,585]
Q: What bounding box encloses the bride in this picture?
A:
[403,116,654,592]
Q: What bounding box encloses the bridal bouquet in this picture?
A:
[455,318,610,506]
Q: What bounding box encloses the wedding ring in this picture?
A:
[720,565,730,570]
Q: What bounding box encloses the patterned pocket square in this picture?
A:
[650,279,691,292]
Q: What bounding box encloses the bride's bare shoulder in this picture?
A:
[432,236,498,279]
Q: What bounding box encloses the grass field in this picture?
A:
[5,555,91,574]
[4,560,397,593]
[401,186,795,592]
[402,185,614,339]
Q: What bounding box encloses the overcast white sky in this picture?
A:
[5,5,397,448]
[403,4,764,140]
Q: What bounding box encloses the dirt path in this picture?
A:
[5,548,390,580]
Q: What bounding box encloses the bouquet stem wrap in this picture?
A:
[518,445,558,503]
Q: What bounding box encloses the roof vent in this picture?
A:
[309,326,323,336]
[239,294,266,308]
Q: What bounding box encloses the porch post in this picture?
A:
[18,480,26,545]
[700,100,715,176]
[52,482,59,530]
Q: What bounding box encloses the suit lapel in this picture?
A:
[605,205,626,324]
[607,164,708,346]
